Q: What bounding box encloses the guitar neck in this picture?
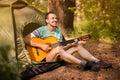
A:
[50,34,91,48]
[50,38,80,48]
[60,38,80,46]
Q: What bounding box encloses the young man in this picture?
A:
[24,12,112,71]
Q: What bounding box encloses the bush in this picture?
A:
[0,44,20,80]
[78,20,120,43]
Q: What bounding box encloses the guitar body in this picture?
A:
[27,36,58,62]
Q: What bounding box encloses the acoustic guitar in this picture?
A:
[27,34,92,62]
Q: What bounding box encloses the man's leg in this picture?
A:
[46,46,101,71]
[46,47,76,62]
[76,44,100,62]
[65,47,78,55]
[46,47,60,62]
[76,44,112,69]
[46,47,86,65]
[59,47,101,71]
[59,48,84,64]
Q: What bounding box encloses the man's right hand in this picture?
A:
[40,44,51,52]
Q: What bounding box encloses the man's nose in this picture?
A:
[54,19,58,21]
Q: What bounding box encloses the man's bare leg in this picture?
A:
[77,44,99,62]
[46,47,86,65]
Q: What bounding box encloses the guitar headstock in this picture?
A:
[80,34,92,41]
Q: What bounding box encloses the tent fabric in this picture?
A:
[0,0,17,6]
[0,0,45,69]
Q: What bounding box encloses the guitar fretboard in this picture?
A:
[50,38,80,48]
[50,34,91,48]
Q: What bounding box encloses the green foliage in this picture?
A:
[73,0,120,43]
[0,44,20,80]
[22,0,48,13]
[74,19,120,43]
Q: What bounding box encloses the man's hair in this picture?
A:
[45,11,56,20]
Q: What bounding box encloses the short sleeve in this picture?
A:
[31,30,40,38]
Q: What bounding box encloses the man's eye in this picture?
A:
[51,16,58,20]
[52,17,54,19]
[55,18,59,20]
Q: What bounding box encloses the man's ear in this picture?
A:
[46,19,48,23]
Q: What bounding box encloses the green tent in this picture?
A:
[0,0,45,69]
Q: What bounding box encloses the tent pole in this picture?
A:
[10,4,20,70]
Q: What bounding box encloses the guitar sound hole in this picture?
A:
[36,48,39,56]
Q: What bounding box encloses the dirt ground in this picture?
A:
[30,41,120,80]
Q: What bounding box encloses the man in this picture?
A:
[24,12,112,71]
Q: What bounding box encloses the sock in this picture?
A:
[80,60,87,66]
[91,57,100,63]
[91,59,100,63]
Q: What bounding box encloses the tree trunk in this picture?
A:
[63,0,75,30]
[75,0,81,26]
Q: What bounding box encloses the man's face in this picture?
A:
[46,13,58,27]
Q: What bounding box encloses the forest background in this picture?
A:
[0,0,120,80]
[23,0,120,43]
